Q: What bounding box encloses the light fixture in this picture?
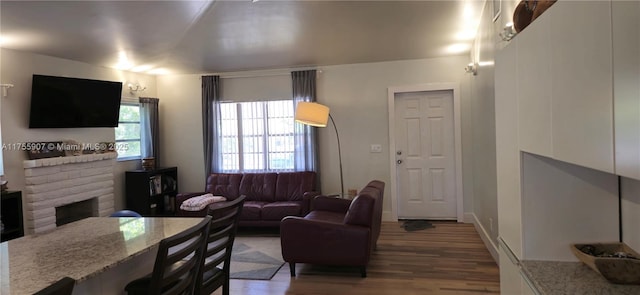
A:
[0,84,14,97]
[500,22,517,41]
[128,83,146,95]
[295,102,345,197]
[464,63,478,76]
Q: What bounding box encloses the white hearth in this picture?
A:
[23,153,116,234]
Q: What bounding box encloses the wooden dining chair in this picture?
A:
[125,216,212,295]
[196,195,245,295]
[34,277,75,295]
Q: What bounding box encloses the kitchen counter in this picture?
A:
[0,217,203,294]
[521,260,640,295]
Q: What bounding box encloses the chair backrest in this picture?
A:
[34,277,75,295]
[364,180,385,245]
[197,195,246,295]
[148,216,211,295]
[239,173,278,202]
[205,173,244,200]
[274,171,316,201]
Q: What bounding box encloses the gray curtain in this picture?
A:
[139,97,159,166]
[202,75,221,176]
[292,70,319,172]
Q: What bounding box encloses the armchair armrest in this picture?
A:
[301,191,320,215]
[280,216,371,265]
[311,196,352,213]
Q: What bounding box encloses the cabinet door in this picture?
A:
[499,246,524,295]
[550,0,614,173]
[495,40,523,256]
[613,1,640,180]
[517,6,552,157]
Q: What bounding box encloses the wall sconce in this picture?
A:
[464,63,478,76]
[127,83,146,95]
[0,83,14,97]
[500,22,517,41]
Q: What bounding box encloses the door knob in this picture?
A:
[397,159,402,164]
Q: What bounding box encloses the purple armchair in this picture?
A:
[280,180,385,277]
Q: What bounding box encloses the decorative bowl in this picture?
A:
[571,242,640,284]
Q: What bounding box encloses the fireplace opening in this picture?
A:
[55,198,98,226]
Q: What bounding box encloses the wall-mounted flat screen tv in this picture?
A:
[29,74,123,128]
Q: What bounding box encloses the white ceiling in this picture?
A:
[0,0,483,75]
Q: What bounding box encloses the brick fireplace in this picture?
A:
[23,153,116,234]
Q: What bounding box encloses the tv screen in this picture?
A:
[29,75,123,128]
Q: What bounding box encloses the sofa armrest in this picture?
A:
[311,196,352,213]
[280,216,371,265]
[301,191,320,215]
[175,192,206,207]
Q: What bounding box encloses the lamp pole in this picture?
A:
[328,114,345,197]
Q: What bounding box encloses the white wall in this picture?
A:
[0,48,157,211]
[157,55,474,218]
[521,153,619,261]
[466,0,515,250]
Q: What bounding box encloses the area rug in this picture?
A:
[401,220,435,232]
[230,236,284,280]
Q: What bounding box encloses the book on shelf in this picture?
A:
[149,175,162,195]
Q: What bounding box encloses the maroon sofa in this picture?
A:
[175,172,318,227]
[280,180,385,277]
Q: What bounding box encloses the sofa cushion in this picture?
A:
[241,201,268,221]
[205,173,243,200]
[262,201,303,221]
[239,173,277,202]
[274,172,316,202]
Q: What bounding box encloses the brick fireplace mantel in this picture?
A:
[23,153,117,234]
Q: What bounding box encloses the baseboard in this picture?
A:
[463,212,475,223]
[465,212,499,263]
[382,211,394,221]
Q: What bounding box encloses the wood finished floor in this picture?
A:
[212,221,500,295]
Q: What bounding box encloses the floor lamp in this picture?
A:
[295,101,345,197]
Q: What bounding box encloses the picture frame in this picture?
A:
[493,0,501,22]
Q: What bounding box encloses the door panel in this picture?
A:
[395,90,456,219]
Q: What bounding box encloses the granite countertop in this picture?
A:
[0,217,202,295]
[521,260,640,295]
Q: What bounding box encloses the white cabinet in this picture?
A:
[613,1,640,180]
[550,0,614,173]
[495,39,523,256]
[499,246,524,295]
[506,0,616,175]
[516,7,552,158]
[499,240,541,295]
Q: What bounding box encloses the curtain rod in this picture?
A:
[216,69,322,80]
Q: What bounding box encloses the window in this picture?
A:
[219,100,294,172]
[115,103,142,159]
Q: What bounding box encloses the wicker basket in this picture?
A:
[571,243,640,284]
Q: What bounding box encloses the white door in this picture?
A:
[395,90,456,219]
